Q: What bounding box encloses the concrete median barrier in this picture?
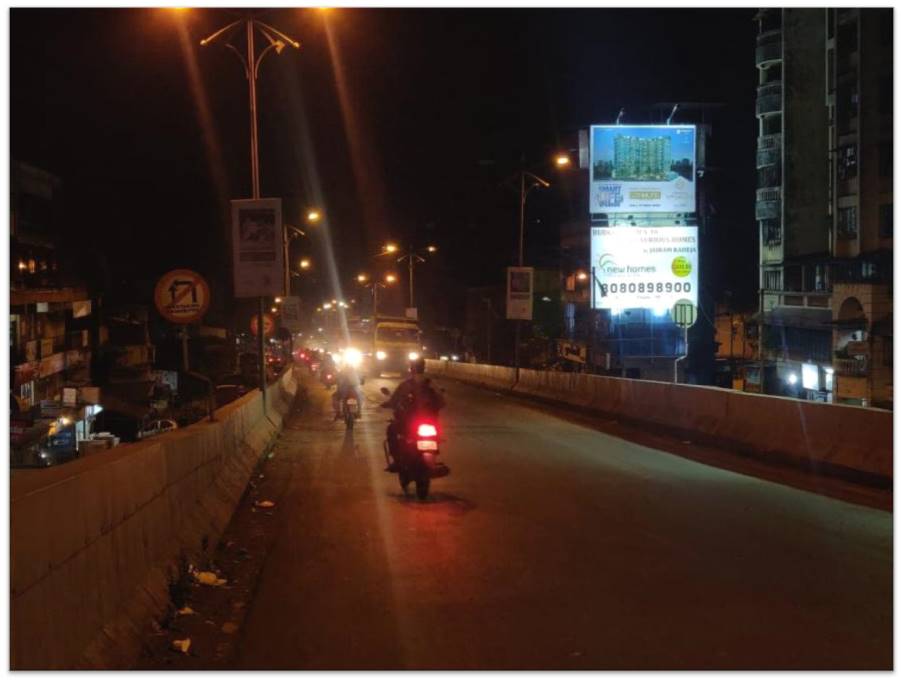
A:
[10,368,299,670]
[429,361,891,483]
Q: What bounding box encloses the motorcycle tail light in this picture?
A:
[416,423,438,438]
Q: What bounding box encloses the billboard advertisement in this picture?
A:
[590,226,698,311]
[589,125,696,214]
[506,267,533,320]
[231,198,284,298]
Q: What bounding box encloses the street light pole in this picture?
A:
[513,169,550,369]
[200,12,300,404]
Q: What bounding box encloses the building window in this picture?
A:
[764,269,782,291]
[837,144,857,180]
[762,219,781,245]
[879,144,893,177]
[784,265,802,292]
[838,206,858,239]
[837,83,857,134]
[827,49,835,93]
[880,204,893,238]
[763,114,782,135]
[757,165,781,189]
[838,20,858,52]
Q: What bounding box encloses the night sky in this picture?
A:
[11,7,758,326]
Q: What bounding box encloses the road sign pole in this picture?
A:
[181,327,190,373]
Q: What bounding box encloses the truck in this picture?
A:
[371,316,422,377]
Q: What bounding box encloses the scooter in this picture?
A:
[380,387,449,500]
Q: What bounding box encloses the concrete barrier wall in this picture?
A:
[10,369,300,670]
[426,360,892,481]
[427,359,516,392]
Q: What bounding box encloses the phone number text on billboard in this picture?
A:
[590,226,698,311]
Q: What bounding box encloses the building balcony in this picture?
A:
[834,356,868,377]
[757,82,782,99]
[757,147,780,168]
[755,40,782,67]
[756,187,781,220]
[757,133,782,151]
[756,93,782,116]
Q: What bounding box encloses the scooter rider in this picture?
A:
[381,358,444,471]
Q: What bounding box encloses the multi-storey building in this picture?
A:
[753,8,892,408]
[613,135,672,179]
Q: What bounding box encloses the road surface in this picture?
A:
[222,371,891,670]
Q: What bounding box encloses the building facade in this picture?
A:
[753,8,892,407]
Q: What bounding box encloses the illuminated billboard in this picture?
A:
[590,226,698,311]
[589,125,696,214]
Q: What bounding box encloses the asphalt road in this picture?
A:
[230,370,892,670]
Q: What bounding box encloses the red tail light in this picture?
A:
[416,423,438,438]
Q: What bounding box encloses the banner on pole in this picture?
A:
[506,267,533,320]
[281,296,303,332]
[231,198,284,298]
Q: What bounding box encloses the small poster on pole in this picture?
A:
[281,296,303,332]
[231,198,285,298]
[506,267,533,320]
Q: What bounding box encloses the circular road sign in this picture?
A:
[250,313,276,337]
[671,298,698,329]
[154,269,210,325]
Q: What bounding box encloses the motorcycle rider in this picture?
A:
[333,364,364,420]
[381,357,444,472]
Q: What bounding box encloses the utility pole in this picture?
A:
[200,12,300,406]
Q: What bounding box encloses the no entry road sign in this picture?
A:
[154,269,211,325]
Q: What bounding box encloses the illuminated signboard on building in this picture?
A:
[590,226,698,311]
[589,125,696,214]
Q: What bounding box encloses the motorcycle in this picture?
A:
[380,387,449,500]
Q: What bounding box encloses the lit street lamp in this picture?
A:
[299,258,311,270]
[359,273,396,318]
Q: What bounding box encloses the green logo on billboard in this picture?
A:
[597,253,617,270]
[671,256,692,278]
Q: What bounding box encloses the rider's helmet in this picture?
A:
[409,357,426,375]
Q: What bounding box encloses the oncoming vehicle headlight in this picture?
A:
[343,347,363,368]
[408,352,420,361]
[376,351,387,361]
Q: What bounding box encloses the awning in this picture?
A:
[826,316,868,330]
